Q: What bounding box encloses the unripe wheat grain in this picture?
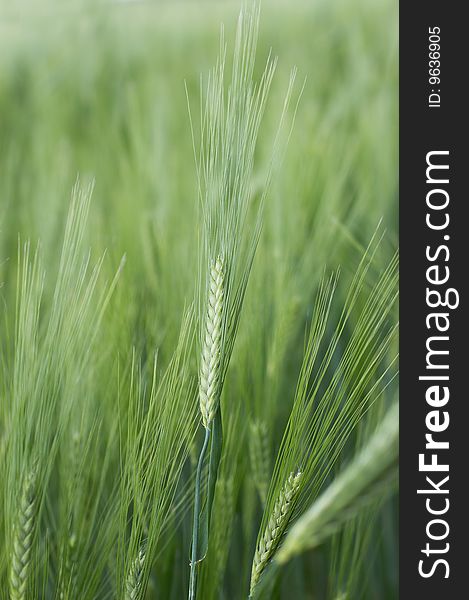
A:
[250,470,302,594]
[9,466,37,600]
[199,255,225,429]
[125,547,146,600]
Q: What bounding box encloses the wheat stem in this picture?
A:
[188,427,211,600]
[9,466,38,600]
[250,470,302,594]
[199,255,224,429]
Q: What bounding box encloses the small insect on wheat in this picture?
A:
[250,470,302,595]
[9,465,38,600]
[199,255,225,429]
[125,546,146,600]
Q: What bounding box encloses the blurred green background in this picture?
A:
[0,0,397,325]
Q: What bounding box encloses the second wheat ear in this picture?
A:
[125,546,146,600]
[10,466,38,600]
[250,470,303,595]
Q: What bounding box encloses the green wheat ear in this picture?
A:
[199,255,225,429]
[9,466,38,600]
[125,546,146,600]
[250,470,302,594]
[276,403,399,566]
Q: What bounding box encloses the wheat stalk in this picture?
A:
[250,470,302,594]
[9,466,38,600]
[199,255,225,429]
[125,546,146,600]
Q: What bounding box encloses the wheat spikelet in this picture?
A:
[249,420,270,504]
[250,470,302,594]
[199,255,225,429]
[9,466,38,600]
[125,546,146,600]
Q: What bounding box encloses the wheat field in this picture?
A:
[0,1,398,598]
